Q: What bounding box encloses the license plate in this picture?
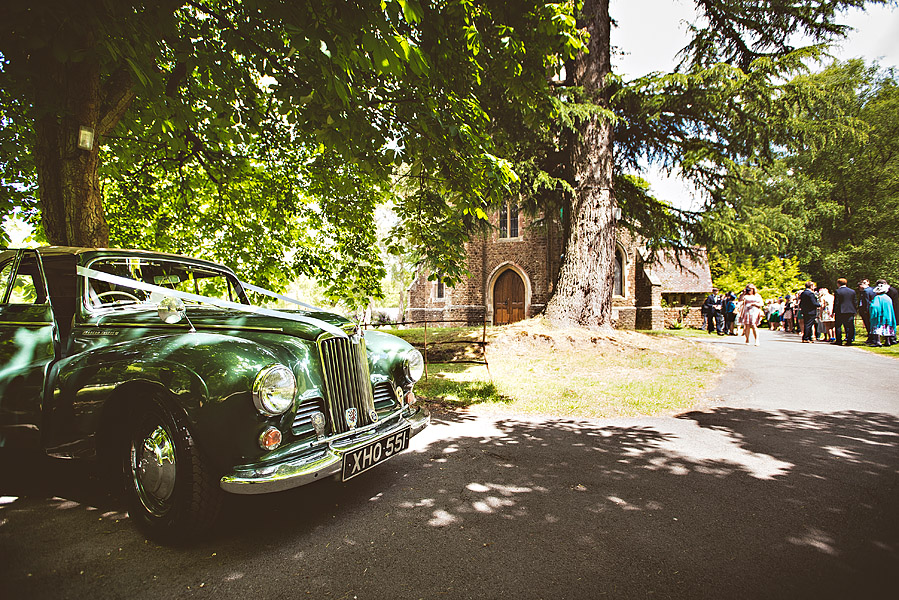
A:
[342,427,411,481]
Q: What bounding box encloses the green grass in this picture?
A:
[858,342,899,358]
[415,363,509,408]
[412,331,726,418]
[644,328,710,338]
[386,325,486,346]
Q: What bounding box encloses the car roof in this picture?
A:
[0,247,238,275]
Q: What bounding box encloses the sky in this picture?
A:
[608,0,899,209]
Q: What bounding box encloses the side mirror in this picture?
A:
[158,296,186,324]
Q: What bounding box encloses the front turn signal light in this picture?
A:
[259,426,282,450]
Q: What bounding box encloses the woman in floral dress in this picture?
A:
[868,281,897,347]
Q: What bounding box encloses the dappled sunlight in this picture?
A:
[788,527,839,556]
[1,407,896,598]
[429,364,490,383]
[648,419,795,480]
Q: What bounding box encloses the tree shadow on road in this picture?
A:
[1,407,896,599]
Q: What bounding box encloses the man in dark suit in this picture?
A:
[832,278,857,345]
[799,281,820,343]
[858,279,876,343]
[702,288,724,335]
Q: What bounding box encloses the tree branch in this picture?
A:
[97,66,136,137]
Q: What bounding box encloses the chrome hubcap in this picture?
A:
[131,424,177,516]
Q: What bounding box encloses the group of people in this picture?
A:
[701,278,898,347]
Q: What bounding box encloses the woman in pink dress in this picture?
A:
[739,284,765,346]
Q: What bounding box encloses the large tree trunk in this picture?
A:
[544,0,616,328]
[33,45,109,248]
[28,26,135,248]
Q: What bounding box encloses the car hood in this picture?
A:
[92,306,354,342]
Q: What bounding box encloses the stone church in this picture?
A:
[406,202,714,330]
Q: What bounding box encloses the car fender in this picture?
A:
[43,332,284,466]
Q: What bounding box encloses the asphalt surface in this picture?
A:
[1,329,897,599]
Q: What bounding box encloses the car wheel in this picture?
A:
[124,397,223,539]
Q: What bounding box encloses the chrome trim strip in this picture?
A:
[77,322,285,334]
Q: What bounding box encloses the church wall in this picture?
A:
[407,209,642,328]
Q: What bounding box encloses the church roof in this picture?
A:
[644,249,714,294]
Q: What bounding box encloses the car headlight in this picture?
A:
[403,348,425,384]
[252,364,297,416]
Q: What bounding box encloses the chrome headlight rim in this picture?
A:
[403,348,425,384]
[252,364,297,417]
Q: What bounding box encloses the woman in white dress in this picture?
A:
[818,288,836,341]
[739,284,765,346]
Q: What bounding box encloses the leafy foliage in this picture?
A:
[704,60,899,289]
[0,0,585,306]
[710,250,807,298]
[1,0,892,312]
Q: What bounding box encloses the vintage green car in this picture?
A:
[0,247,428,537]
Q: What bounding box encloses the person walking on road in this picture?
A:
[832,278,857,346]
[799,281,821,343]
[739,284,764,346]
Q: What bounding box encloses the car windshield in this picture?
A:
[85,257,245,309]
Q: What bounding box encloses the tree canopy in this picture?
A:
[1,0,583,306]
[701,59,899,290]
[1,0,894,315]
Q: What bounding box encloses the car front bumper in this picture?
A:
[219,405,430,494]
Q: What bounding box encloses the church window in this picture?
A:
[499,202,519,238]
[613,248,624,297]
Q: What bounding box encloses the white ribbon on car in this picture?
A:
[238,281,324,312]
[76,266,348,338]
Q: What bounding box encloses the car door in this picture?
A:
[0,250,56,447]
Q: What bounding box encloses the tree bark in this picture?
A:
[30,29,134,248]
[544,0,616,328]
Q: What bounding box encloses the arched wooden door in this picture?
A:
[493,269,525,325]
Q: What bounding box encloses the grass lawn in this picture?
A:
[648,327,710,338]
[391,321,728,418]
[857,343,899,358]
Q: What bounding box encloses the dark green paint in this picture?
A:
[0,247,418,475]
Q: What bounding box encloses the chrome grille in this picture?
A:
[373,381,397,412]
[318,333,377,434]
[292,398,326,436]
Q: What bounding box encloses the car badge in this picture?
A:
[345,407,358,429]
[368,409,378,423]
[310,412,326,438]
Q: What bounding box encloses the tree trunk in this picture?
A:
[29,24,135,249]
[31,35,110,249]
[544,0,616,328]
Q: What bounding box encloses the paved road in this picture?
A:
[1,330,897,599]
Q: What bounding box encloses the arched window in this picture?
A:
[613,248,624,297]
